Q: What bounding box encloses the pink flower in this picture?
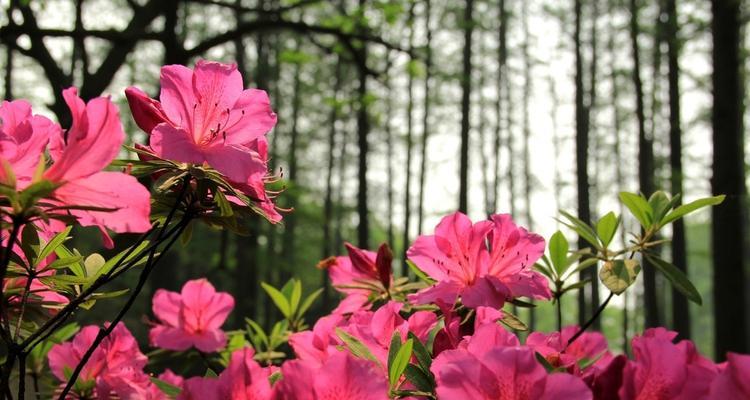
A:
[43,88,151,246]
[321,242,393,314]
[276,351,389,400]
[526,325,610,374]
[408,212,550,309]
[178,347,274,400]
[0,99,58,186]
[125,60,280,222]
[432,343,592,400]
[289,313,345,364]
[149,278,234,353]
[619,328,718,400]
[48,323,163,399]
[709,353,750,399]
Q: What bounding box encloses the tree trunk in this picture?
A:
[588,0,601,331]
[322,60,343,309]
[491,0,507,214]
[574,0,592,327]
[417,0,433,234]
[608,0,629,352]
[402,3,416,271]
[665,0,690,340]
[458,0,474,214]
[356,0,370,249]
[711,0,748,360]
[520,0,535,330]
[385,63,395,248]
[630,0,659,329]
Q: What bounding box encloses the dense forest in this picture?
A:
[0,0,747,361]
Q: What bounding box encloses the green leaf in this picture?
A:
[407,332,432,371]
[596,212,619,248]
[406,261,433,283]
[96,240,151,281]
[660,195,725,226]
[18,180,59,209]
[387,332,402,384]
[619,192,653,228]
[558,210,599,248]
[297,288,323,318]
[214,190,234,217]
[261,282,291,318]
[645,255,702,305]
[84,254,106,278]
[335,328,382,368]
[403,364,434,392]
[599,260,640,295]
[549,231,568,275]
[150,377,182,397]
[54,245,86,278]
[500,311,528,331]
[562,278,592,294]
[648,191,672,225]
[36,226,72,264]
[245,318,269,349]
[389,338,413,387]
[289,280,302,317]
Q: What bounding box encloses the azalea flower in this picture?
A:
[177,348,273,400]
[276,351,388,400]
[526,325,611,374]
[408,212,550,309]
[709,353,750,399]
[432,343,592,400]
[0,99,57,186]
[619,328,718,399]
[319,242,393,314]
[48,323,163,399]
[149,278,234,353]
[125,60,281,222]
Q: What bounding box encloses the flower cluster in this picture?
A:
[46,212,750,399]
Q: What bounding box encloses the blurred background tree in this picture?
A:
[0,0,747,360]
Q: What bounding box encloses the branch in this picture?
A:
[185,0,324,14]
[185,18,410,59]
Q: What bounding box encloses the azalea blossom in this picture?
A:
[177,348,273,400]
[0,99,57,186]
[408,212,550,309]
[0,92,151,246]
[149,278,234,353]
[276,351,388,400]
[619,328,718,399]
[125,60,281,222]
[526,325,611,374]
[709,353,750,399]
[432,343,592,400]
[48,323,164,399]
[319,242,393,314]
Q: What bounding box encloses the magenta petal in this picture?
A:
[159,64,198,129]
[152,289,182,327]
[125,86,170,134]
[461,276,508,309]
[193,329,227,353]
[151,123,205,164]
[223,88,277,145]
[51,171,151,233]
[149,325,193,352]
[410,280,463,306]
[203,144,266,183]
[540,373,593,400]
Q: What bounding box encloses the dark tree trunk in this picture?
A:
[3,45,11,101]
[280,41,302,284]
[630,0,659,329]
[385,63,395,248]
[665,0,690,340]
[520,0,535,330]
[458,0,474,214]
[322,60,342,308]
[491,0,507,214]
[711,0,748,360]
[608,0,629,352]
[574,0,592,327]
[588,0,601,331]
[417,0,433,234]
[355,0,370,249]
[401,2,416,272]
